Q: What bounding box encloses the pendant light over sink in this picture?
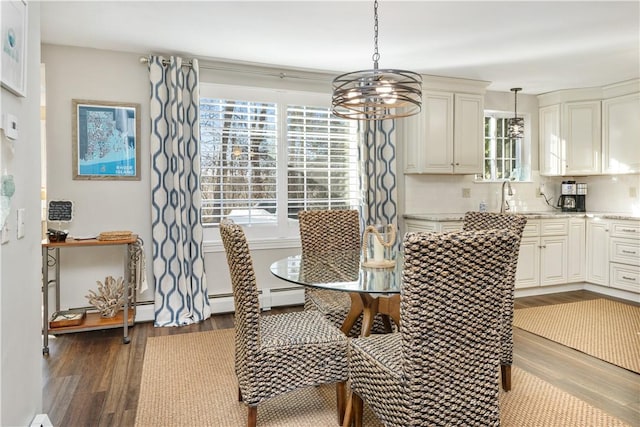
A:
[331,0,422,120]
[508,87,524,138]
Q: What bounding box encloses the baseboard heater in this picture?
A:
[134,287,304,322]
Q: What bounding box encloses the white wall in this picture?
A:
[41,45,155,311]
[41,45,313,318]
[0,2,44,424]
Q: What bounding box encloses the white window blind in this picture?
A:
[200,98,278,225]
[199,85,361,233]
[287,105,360,216]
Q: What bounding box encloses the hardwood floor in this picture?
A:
[42,290,640,426]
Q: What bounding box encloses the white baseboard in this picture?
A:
[514,283,584,298]
[134,287,305,323]
[515,282,640,303]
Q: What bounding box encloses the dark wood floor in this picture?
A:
[42,290,640,427]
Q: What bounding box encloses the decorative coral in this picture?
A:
[86,276,126,318]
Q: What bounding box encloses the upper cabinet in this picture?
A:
[403,77,488,174]
[602,92,640,174]
[539,104,561,176]
[564,100,601,175]
[538,79,639,176]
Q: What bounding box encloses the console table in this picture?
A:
[41,236,141,355]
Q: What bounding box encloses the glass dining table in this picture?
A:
[270,250,402,336]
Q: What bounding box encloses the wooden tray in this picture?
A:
[50,309,86,328]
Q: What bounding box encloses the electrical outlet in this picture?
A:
[462,188,471,198]
[1,223,9,244]
[630,187,638,198]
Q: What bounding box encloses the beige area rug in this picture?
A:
[135,328,629,427]
[514,299,640,374]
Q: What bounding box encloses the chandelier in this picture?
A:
[331,0,422,120]
[507,87,524,138]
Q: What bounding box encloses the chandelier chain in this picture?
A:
[372,0,380,65]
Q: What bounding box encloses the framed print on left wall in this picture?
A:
[1,0,28,97]
[72,100,141,180]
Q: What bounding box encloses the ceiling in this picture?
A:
[39,1,640,95]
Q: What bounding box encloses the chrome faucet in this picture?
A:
[501,180,514,213]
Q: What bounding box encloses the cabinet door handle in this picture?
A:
[455,162,460,166]
[621,276,636,281]
[621,228,636,233]
[621,250,637,255]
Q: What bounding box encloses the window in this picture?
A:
[483,112,528,181]
[199,84,360,239]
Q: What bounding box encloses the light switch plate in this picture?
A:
[1,223,9,244]
[16,208,25,239]
[2,113,18,140]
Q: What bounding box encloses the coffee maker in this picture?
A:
[558,180,577,212]
[576,183,587,212]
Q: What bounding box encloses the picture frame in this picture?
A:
[1,0,28,97]
[72,100,141,180]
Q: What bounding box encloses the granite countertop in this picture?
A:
[404,212,640,221]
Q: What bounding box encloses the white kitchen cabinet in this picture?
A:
[515,235,540,288]
[586,218,610,286]
[602,92,640,174]
[516,219,568,288]
[563,101,601,175]
[608,219,640,293]
[567,217,586,283]
[539,104,562,176]
[453,93,484,174]
[404,218,462,234]
[540,235,568,286]
[404,91,483,174]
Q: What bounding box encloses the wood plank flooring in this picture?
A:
[42,290,640,426]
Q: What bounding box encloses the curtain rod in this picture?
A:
[138,56,329,82]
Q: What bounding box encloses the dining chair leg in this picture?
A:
[238,387,243,402]
[342,391,353,427]
[337,381,347,425]
[501,364,512,391]
[353,393,364,427]
[247,405,257,427]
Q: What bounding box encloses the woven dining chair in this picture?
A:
[344,229,519,427]
[219,219,349,427]
[462,211,527,391]
[298,209,390,336]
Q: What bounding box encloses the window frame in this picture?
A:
[481,110,531,182]
[199,83,361,243]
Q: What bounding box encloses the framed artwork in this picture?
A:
[72,100,141,180]
[1,0,28,97]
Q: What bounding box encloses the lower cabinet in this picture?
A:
[586,218,610,286]
[404,215,638,296]
[608,220,640,292]
[516,219,570,288]
[567,217,586,282]
[404,218,462,233]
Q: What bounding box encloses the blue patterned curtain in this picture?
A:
[360,119,398,228]
[148,56,211,326]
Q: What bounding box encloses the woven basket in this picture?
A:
[98,230,133,241]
